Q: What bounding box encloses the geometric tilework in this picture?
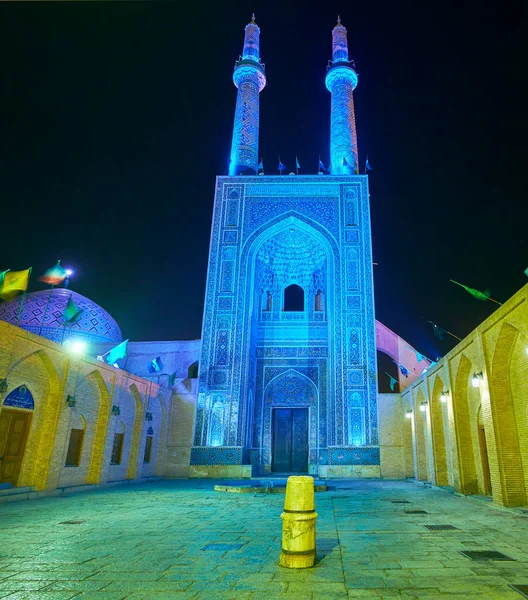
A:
[0,288,122,345]
[190,446,244,466]
[325,446,380,466]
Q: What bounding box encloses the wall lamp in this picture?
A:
[440,390,449,403]
[405,409,413,419]
[111,405,121,416]
[419,401,427,412]
[472,372,484,388]
[66,395,76,407]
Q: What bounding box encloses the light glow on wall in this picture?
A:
[65,339,86,354]
[472,372,483,387]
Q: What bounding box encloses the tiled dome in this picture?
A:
[0,288,122,345]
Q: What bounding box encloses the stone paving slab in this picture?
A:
[0,480,527,598]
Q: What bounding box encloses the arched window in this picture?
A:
[314,290,324,311]
[283,284,304,312]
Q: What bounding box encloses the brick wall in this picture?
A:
[401,284,528,507]
[0,321,171,492]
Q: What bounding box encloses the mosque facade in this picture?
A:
[0,16,526,508]
[192,18,379,477]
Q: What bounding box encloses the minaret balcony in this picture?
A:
[233,59,266,91]
[325,63,358,92]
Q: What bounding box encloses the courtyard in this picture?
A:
[0,481,527,599]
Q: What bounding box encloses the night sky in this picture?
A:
[1,0,526,361]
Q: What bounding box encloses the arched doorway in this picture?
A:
[0,385,34,484]
[452,354,479,494]
[264,370,318,473]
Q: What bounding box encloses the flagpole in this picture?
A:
[15,267,32,327]
[450,279,502,305]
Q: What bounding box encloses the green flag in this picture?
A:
[385,372,398,392]
[450,279,489,301]
[63,295,84,323]
[106,339,129,365]
[168,372,177,386]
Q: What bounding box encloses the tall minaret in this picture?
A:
[325,17,359,175]
[228,14,266,176]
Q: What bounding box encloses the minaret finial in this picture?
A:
[251,13,256,23]
[337,14,341,24]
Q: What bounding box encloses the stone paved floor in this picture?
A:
[0,479,528,599]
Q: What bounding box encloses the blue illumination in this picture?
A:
[193,19,377,474]
[194,175,378,471]
[229,17,266,176]
[325,19,359,175]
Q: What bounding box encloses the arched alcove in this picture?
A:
[430,376,448,486]
[3,349,61,490]
[476,405,492,495]
[414,389,429,481]
[489,322,526,506]
[126,383,144,480]
[85,370,110,484]
[155,394,168,476]
[453,354,478,494]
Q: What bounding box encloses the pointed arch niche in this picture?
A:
[235,214,337,454]
[252,218,329,323]
[261,369,319,468]
[430,376,449,486]
[488,322,526,506]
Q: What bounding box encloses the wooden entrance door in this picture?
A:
[0,410,31,484]
[271,408,309,473]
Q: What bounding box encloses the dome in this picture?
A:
[0,288,122,345]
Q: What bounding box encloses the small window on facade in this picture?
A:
[283,284,304,311]
[315,290,324,311]
[65,428,84,467]
[110,433,125,465]
[143,436,153,464]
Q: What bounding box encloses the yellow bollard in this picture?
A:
[279,475,318,568]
